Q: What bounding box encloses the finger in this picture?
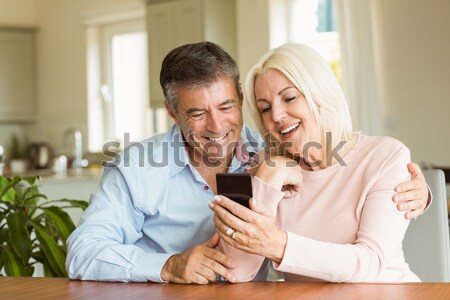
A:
[407,162,425,179]
[192,272,210,284]
[213,214,249,243]
[248,197,273,217]
[201,254,236,283]
[196,262,218,282]
[405,210,419,220]
[213,195,254,222]
[393,190,427,205]
[216,228,252,255]
[202,247,236,269]
[212,196,251,228]
[395,179,425,193]
[203,232,220,248]
[396,200,422,212]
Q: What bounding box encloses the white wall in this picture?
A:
[27,0,144,153]
[371,0,450,166]
[2,0,449,167]
[0,0,36,25]
[236,0,270,130]
[0,0,36,148]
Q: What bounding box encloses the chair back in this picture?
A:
[403,169,450,282]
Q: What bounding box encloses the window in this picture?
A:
[270,0,341,83]
[85,7,169,153]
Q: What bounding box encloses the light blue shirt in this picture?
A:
[66,125,265,282]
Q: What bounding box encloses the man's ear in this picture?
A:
[165,101,178,125]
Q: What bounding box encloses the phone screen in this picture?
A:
[216,173,253,208]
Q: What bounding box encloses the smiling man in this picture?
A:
[66,42,430,284]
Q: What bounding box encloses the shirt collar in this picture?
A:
[168,125,260,177]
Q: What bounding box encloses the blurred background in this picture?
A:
[0,0,449,176]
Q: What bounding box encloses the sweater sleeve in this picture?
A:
[217,176,285,282]
[272,144,414,282]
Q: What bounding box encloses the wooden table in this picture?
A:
[1,277,450,300]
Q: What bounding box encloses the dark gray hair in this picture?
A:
[160,41,241,112]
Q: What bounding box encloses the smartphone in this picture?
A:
[216,173,253,208]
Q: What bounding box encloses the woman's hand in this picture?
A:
[208,195,287,263]
[255,156,303,194]
[393,163,430,219]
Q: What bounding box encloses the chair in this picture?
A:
[403,169,450,282]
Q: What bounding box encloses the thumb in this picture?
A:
[203,232,220,248]
[407,162,424,179]
[249,198,272,216]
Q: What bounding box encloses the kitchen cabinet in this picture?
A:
[0,27,37,122]
[146,0,237,108]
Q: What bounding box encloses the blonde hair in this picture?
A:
[245,43,353,167]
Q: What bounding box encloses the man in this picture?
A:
[66,41,429,284]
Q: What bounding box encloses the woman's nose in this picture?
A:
[271,104,287,122]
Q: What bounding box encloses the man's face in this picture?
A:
[166,78,244,166]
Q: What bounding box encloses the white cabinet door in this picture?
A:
[0,28,36,121]
[147,1,177,107]
[146,0,236,109]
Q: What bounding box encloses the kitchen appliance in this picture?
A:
[28,142,53,169]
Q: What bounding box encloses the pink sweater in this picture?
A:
[218,135,420,282]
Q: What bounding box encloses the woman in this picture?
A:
[209,43,421,282]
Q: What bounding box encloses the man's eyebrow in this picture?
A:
[185,107,206,115]
[219,99,238,106]
[185,99,238,114]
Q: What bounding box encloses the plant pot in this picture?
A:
[10,158,28,174]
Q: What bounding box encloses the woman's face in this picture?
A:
[254,69,322,161]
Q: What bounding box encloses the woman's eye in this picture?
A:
[259,107,271,113]
[285,96,297,103]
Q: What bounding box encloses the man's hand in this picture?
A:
[393,163,430,220]
[160,233,236,284]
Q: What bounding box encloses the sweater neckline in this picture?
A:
[300,133,362,179]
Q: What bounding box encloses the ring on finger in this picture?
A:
[226,227,235,237]
[231,231,237,239]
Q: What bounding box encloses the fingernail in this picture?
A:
[208,201,214,208]
[396,187,403,192]
[252,198,257,206]
[214,195,222,202]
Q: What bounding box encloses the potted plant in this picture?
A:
[0,175,88,277]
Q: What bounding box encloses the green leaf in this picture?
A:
[0,176,18,204]
[53,199,89,211]
[33,223,67,277]
[42,206,75,242]
[23,176,39,186]
[6,209,32,261]
[1,245,27,276]
[24,193,48,207]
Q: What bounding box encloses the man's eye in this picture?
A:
[221,106,233,111]
[190,113,206,120]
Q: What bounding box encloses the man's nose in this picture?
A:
[206,111,223,132]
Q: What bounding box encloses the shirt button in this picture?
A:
[204,186,209,190]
